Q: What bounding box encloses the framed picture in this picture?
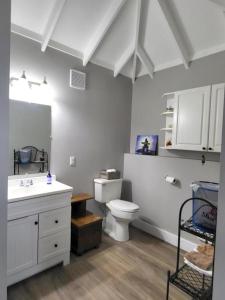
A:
[135,135,158,155]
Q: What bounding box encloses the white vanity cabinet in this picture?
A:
[7,215,38,276]
[162,83,225,152]
[7,179,73,286]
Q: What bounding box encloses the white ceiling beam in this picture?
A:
[157,0,190,69]
[132,0,142,84]
[209,0,225,7]
[83,0,127,66]
[41,0,67,52]
[137,44,154,79]
[114,43,135,77]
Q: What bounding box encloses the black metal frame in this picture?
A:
[14,146,48,175]
[166,197,216,300]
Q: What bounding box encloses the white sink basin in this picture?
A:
[8,180,73,203]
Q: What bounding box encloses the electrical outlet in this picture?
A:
[70,156,76,167]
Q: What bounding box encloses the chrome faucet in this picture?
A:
[20,178,33,187]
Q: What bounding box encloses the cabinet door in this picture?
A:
[172,86,211,151]
[7,215,38,276]
[208,83,225,153]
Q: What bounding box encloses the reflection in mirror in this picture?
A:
[9,100,51,175]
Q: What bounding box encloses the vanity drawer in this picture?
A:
[38,229,70,263]
[39,206,71,238]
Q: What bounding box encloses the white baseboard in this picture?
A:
[133,219,198,252]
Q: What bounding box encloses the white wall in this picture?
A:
[0,1,10,299]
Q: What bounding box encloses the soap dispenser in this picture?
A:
[47,171,52,184]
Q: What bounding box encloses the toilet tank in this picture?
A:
[94,178,123,203]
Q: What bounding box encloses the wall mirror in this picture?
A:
[9,100,51,175]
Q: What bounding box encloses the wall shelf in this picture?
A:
[161,111,174,116]
[160,146,173,150]
[160,128,173,131]
[161,93,176,150]
[14,146,48,175]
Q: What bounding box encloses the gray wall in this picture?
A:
[131,51,225,161]
[125,51,225,244]
[9,101,51,175]
[124,154,220,235]
[0,1,10,299]
[10,33,132,212]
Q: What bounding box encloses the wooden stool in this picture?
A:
[71,193,103,255]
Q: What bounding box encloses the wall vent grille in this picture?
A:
[70,69,86,90]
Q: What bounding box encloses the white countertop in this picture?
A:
[8,176,73,203]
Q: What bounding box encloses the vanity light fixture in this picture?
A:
[10,71,52,105]
[10,71,48,89]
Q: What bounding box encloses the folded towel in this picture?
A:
[184,251,213,270]
[197,244,214,257]
[19,149,31,164]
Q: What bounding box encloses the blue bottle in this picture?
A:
[47,171,52,184]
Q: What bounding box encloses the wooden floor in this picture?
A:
[8,227,190,300]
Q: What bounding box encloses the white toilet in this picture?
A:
[94,178,140,242]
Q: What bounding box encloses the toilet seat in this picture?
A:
[109,199,139,212]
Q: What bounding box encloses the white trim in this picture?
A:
[83,0,127,66]
[133,218,198,252]
[44,40,114,73]
[114,44,135,77]
[139,42,225,78]
[11,24,42,43]
[48,40,83,59]
[193,43,225,61]
[41,0,67,52]
[137,44,154,79]
[157,0,190,69]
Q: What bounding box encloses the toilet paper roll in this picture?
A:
[165,176,177,185]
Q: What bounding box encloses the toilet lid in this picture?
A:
[110,200,139,212]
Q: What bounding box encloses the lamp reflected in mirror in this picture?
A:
[10,72,53,106]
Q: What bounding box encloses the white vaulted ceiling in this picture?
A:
[11,0,225,81]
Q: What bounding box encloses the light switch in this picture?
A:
[70,156,76,167]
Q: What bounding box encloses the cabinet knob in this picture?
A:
[55,220,59,224]
[34,221,38,225]
[202,147,206,150]
[209,147,213,151]
[54,244,58,248]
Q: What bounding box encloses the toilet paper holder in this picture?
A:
[164,175,177,185]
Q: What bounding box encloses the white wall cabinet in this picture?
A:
[7,215,38,276]
[208,83,225,153]
[172,86,211,151]
[162,83,225,152]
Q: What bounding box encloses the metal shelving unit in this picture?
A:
[14,146,48,175]
[166,198,216,300]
